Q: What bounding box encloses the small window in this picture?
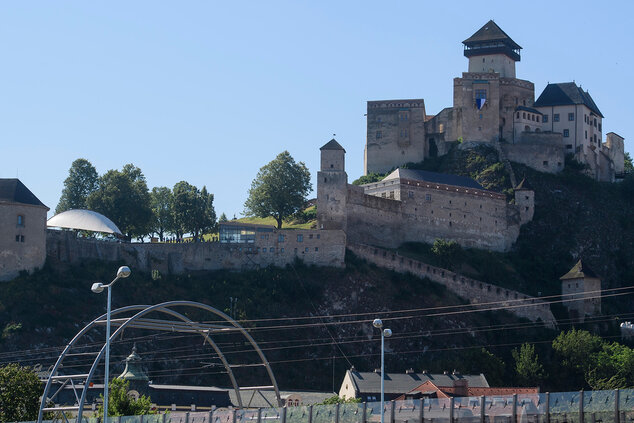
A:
[598,123,602,132]
[585,130,588,139]
[425,194,431,202]
[376,131,382,139]
[553,114,560,122]
[280,247,285,253]
[309,234,313,239]
[381,192,386,198]
[543,115,548,123]
[400,129,408,138]
[17,215,24,226]
[20,235,24,243]
[294,248,298,253]
[279,234,285,242]
[537,116,540,122]
[15,235,20,242]
[568,113,575,121]
[408,191,414,198]
[563,129,569,137]
[594,118,597,127]
[389,191,394,199]
[543,161,549,166]
[316,234,320,239]
[479,114,483,120]
[566,144,573,149]
[523,112,526,119]
[315,247,319,252]
[516,112,520,118]
[305,247,309,252]
[297,234,303,242]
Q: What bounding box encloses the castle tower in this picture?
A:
[317,139,348,231]
[605,132,625,176]
[463,20,521,78]
[560,260,602,320]
[454,21,534,143]
[514,178,534,225]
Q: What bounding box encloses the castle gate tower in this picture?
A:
[317,139,348,231]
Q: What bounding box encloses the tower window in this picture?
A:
[543,115,548,123]
[17,215,24,227]
[553,114,560,122]
[568,113,575,121]
[585,130,588,139]
[376,131,382,139]
[563,129,569,137]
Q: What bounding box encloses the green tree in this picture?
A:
[219,212,228,223]
[171,182,216,241]
[351,172,386,185]
[624,151,633,172]
[585,342,634,389]
[87,164,153,240]
[512,343,545,387]
[150,187,173,241]
[0,363,42,422]
[431,239,462,268]
[244,151,312,229]
[96,378,154,417]
[316,395,361,405]
[56,158,99,214]
[552,329,603,389]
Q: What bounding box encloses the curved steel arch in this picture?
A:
[38,301,281,423]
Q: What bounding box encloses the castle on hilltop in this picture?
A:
[364,20,625,182]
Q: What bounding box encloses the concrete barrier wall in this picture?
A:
[348,243,556,327]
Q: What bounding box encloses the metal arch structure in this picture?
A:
[38,301,282,423]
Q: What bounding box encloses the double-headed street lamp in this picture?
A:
[373,319,392,423]
[91,266,131,421]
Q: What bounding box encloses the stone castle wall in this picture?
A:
[502,134,565,174]
[343,176,522,252]
[46,228,346,274]
[348,243,556,327]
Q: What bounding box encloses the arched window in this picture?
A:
[524,125,530,132]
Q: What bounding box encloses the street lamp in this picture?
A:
[373,319,392,423]
[91,266,131,422]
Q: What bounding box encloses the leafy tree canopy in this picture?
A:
[0,363,42,422]
[86,164,153,240]
[97,378,154,417]
[624,151,633,172]
[171,181,216,240]
[56,158,99,214]
[512,343,545,387]
[150,186,173,241]
[317,395,361,405]
[244,151,312,228]
[351,172,386,185]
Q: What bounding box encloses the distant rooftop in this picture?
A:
[560,259,599,280]
[0,178,47,208]
[320,138,346,152]
[382,168,485,190]
[534,82,603,118]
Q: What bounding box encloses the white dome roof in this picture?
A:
[47,209,123,235]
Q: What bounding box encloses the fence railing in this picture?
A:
[25,389,634,423]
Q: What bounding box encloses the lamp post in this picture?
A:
[91,266,131,422]
[373,319,392,423]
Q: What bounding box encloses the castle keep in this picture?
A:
[364,21,625,182]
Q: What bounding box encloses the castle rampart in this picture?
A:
[348,243,556,327]
[46,228,346,274]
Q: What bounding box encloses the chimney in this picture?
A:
[406,368,415,374]
[452,379,469,397]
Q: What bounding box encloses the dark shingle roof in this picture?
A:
[349,370,489,395]
[560,260,599,280]
[463,20,521,50]
[320,139,346,152]
[0,178,47,208]
[534,83,603,118]
[384,169,485,190]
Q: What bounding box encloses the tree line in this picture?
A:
[56,159,216,242]
[55,151,312,240]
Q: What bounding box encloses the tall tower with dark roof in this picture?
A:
[463,20,522,79]
[317,139,348,231]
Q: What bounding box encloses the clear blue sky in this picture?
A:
[2,1,632,219]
